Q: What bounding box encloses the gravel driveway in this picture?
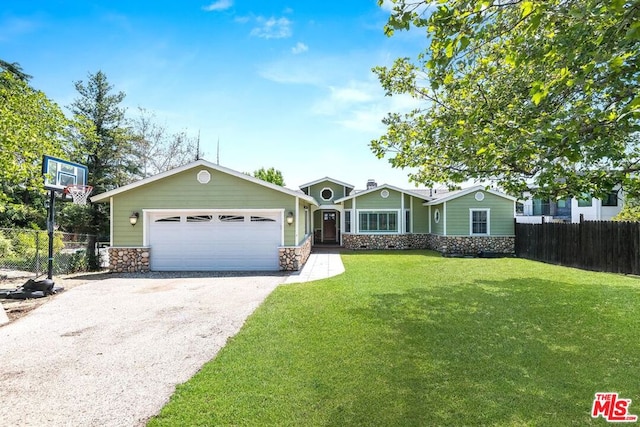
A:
[0,273,285,426]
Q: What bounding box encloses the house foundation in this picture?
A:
[279,235,312,271]
[342,233,514,255]
[108,247,150,272]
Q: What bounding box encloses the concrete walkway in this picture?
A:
[284,249,345,284]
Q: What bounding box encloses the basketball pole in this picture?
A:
[46,188,56,282]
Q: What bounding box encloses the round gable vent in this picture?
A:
[197,170,211,184]
[475,191,485,201]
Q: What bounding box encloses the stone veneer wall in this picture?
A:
[279,235,312,271]
[426,234,515,255]
[108,247,150,272]
[342,233,514,254]
[343,233,429,250]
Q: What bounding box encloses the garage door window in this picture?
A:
[155,216,180,222]
[219,215,245,222]
[187,215,213,223]
[251,216,276,222]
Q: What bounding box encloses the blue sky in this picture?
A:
[2,0,428,190]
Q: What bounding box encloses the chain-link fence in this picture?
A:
[0,228,98,278]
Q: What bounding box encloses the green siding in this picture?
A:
[313,210,322,234]
[411,197,430,233]
[430,203,444,235]
[307,181,349,205]
[445,191,514,236]
[355,188,402,209]
[111,167,298,246]
[296,199,313,245]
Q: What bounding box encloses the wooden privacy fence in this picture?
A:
[515,221,640,275]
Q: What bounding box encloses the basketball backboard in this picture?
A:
[42,155,88,191]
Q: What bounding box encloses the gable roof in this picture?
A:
[334,183,433,203]
[299,177,354,190]
[90,159,318,205]
[423,185,517,205]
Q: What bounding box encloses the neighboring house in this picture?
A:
[91,160,517,273]
[517,190,623,224]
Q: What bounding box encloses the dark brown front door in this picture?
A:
[323,212,337,242]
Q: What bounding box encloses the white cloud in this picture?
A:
[233,15,251,24]
[0,16,40,42]
[312,80,380,115]
[202,0,233,12]
[291,42,308,54]
[259,60,323,85]
[250,16,292,39]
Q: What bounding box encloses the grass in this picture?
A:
[148,251,640,426]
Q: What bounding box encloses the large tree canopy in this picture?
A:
[130,108,201,178]
[373,0,640,199]
[253,167,286,186]
[0,70,68,227]
[69,71,139,266]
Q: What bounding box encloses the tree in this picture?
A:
[613,196,640,221]
[0,69,68,228]
[253,167,285,186]
[69,71,139,267]
[373,0,640,200]
[0,59,31,82]
[130,108,202,177]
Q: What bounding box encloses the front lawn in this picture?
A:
[149,251,640,426]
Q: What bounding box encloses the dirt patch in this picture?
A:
[0,270,111,323]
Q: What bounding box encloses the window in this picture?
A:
[405,210,411,233]
[320,188,333,201]
[344,211,351,233]
[359,211,398,232]
[602,191,619,207]
[470,209,489,235]
[515,202,524,215]
[251,216,276,222]
[155,216,180,222]
[578,195,592,207]
[434,209,440,223]
[187,215,213,222]
[218,215,244,222]
[380,189,390,198]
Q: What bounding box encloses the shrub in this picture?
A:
[0,231,14,257]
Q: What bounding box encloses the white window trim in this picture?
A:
[469,208,490,236]
[356,209,401,234]
[320,187,334,201]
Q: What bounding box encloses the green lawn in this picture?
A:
[149,251,640,426]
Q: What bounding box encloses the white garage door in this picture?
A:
[148,210,282,271]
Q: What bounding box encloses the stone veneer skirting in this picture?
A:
[342,233,514,255]
[279,235,312,271]
[108,247,150,272]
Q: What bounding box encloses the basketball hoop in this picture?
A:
[64,184,93,205]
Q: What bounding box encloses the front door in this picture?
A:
[323,212,337,242]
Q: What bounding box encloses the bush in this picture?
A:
[0,231,14,257]
[11,230,64,258]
